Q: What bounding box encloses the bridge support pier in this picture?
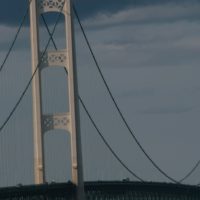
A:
[29,0,85,199]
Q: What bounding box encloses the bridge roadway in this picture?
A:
[0,181,200,199]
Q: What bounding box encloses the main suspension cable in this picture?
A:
[73,5,180,183]
[0,2,64,132]
[72,6,200,185]
[179,160,200,183]
[1,1,199,184]
[79,95,144,182]
[41,14,144,182]
[0,0,32,72]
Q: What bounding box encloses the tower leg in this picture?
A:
[30,0,45,184]
[65,1,85,199]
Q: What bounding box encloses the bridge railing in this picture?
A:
[0,181,200,200]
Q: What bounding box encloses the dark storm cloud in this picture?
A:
[0,0,29,26]
[1,0,200,25]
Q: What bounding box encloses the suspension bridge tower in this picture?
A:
[29,0,85,199]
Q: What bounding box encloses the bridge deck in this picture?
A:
[0,181,199,199]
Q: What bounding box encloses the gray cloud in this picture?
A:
[82,2,200,30]
[138,105,196,115]
[118,88,156,99]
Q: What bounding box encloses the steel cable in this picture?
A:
[41,14,144,182]
[72,5,180,184]
[0,1,64,132]
[44,6,200,184]
[0,0,32,72]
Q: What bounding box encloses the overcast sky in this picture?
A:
[0,0,200,187]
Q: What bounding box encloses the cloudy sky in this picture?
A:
[0,0,200,187]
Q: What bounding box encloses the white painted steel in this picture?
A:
[40,50,68,70]
[42,113,71,133]
[30,0,45,184]
[64,1,85,199]
[30,0,85,199]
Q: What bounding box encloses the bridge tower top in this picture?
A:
[29,0,85,199]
